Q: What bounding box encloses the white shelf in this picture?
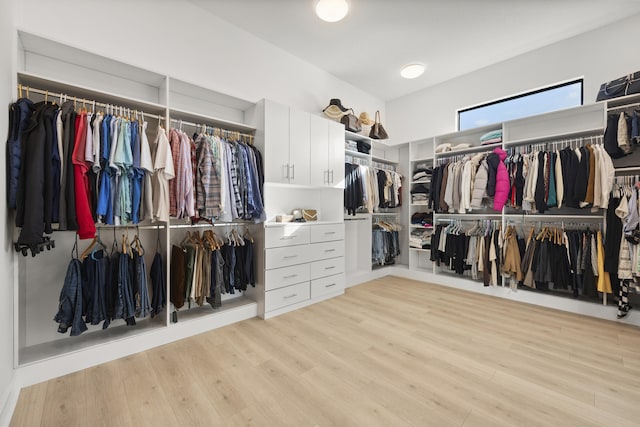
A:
[169,107,256,133]
[18,71,167,115]
[503,127,604,147]
[345,130,372,142]
[410,180,430,184]
[410,225,433,229]
[371,155,397,165]
[434,144,498,159]
[409,248,431,252]
[410,203,429,207]
[344,149,370,159]
[412,156,434,163]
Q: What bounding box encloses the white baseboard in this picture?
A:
[381,267,640,327]
[0,376,18,427]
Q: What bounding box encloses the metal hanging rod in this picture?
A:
[17,84,165,120]
[503,214,603,221]
[169,118,254,139]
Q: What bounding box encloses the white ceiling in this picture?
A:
[188,0,640,101]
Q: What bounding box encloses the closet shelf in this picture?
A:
[169,107,255,133]
[19,317,166,367]
[412,156,434,163]
[17,72,167,115]
[503,127,604,148]
[264,220,344,228]
[434,144,497,158]
[409,248,431,253]
[345,130,372,143]
[371,155,397,165]
[410,180,430,184]
[344,149,370,159]
[410,225,433,229]
[171,295,256,323]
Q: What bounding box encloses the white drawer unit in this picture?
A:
[309,240,345,261]
[310,273,345,299]
[310,223,345,243]
[263,223,346,317]
[265,263,310,291]
[310,257,344,280]
[265,225,310,249]
[265,282,311,312]
[265,245,311,270]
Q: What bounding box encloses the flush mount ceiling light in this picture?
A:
[400,63,426,79]
[315,0,349,22]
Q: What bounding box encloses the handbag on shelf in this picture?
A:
[341,109,362,133]
[302,209,317,221]
[369,110,389,140]
[596,72,640,101]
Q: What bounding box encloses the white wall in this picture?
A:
[15,0,384,119]
[386,12,640,144]
[0,0,15,422]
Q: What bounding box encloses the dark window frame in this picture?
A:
[457,78,584,131]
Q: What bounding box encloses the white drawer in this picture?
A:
[309,240,345,261]
[265,264,310,291]
[311,273,345,299]
[265,226,310,249]
[265,246,311,270]
[310,224,345,243]
[310,257,344,280]
[265,282,310,312]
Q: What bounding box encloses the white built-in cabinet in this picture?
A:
[310,115,345,188]
[263,100,311,185]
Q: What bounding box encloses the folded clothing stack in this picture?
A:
[410,229,433,249]
[480,129,502,145]
[411,211,433,227]
[412,164,433,182]
[411,183,430,204]
[345,139,358,152]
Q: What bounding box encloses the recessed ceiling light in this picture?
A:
[401,63,426,79]
[315,0,349,22]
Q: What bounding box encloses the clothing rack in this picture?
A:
[169,118,254,141]
[16,84,165,121]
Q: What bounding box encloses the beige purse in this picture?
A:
[302,209,317,221]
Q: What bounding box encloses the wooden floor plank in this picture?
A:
[11,276,640,426]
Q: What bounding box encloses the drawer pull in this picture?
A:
[325,283,337,288]
[324,249,336,253]
[280,236,295,240]
[283,293,298,299]
[324,266,336,270]
[283,274,298,279]
[283,255,298,259]
[324,231,336,235]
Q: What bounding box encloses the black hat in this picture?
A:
[324,98,348,112]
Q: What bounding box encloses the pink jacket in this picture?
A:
[493,147,509,211]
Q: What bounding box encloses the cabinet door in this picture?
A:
[289,109,310,186]
[328,121,345,189]
[264,100,291,183]
[309,115,329,187]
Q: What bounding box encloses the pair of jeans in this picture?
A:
[54,259,88,336]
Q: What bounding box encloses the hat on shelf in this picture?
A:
[358,111,374,126]
[323,98,349,120]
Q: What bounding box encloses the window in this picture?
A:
[457,79,583,131]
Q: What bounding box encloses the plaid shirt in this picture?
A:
[168,129,181,217]
[195,134,221,219]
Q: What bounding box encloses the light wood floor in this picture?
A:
[11,277,640,426]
